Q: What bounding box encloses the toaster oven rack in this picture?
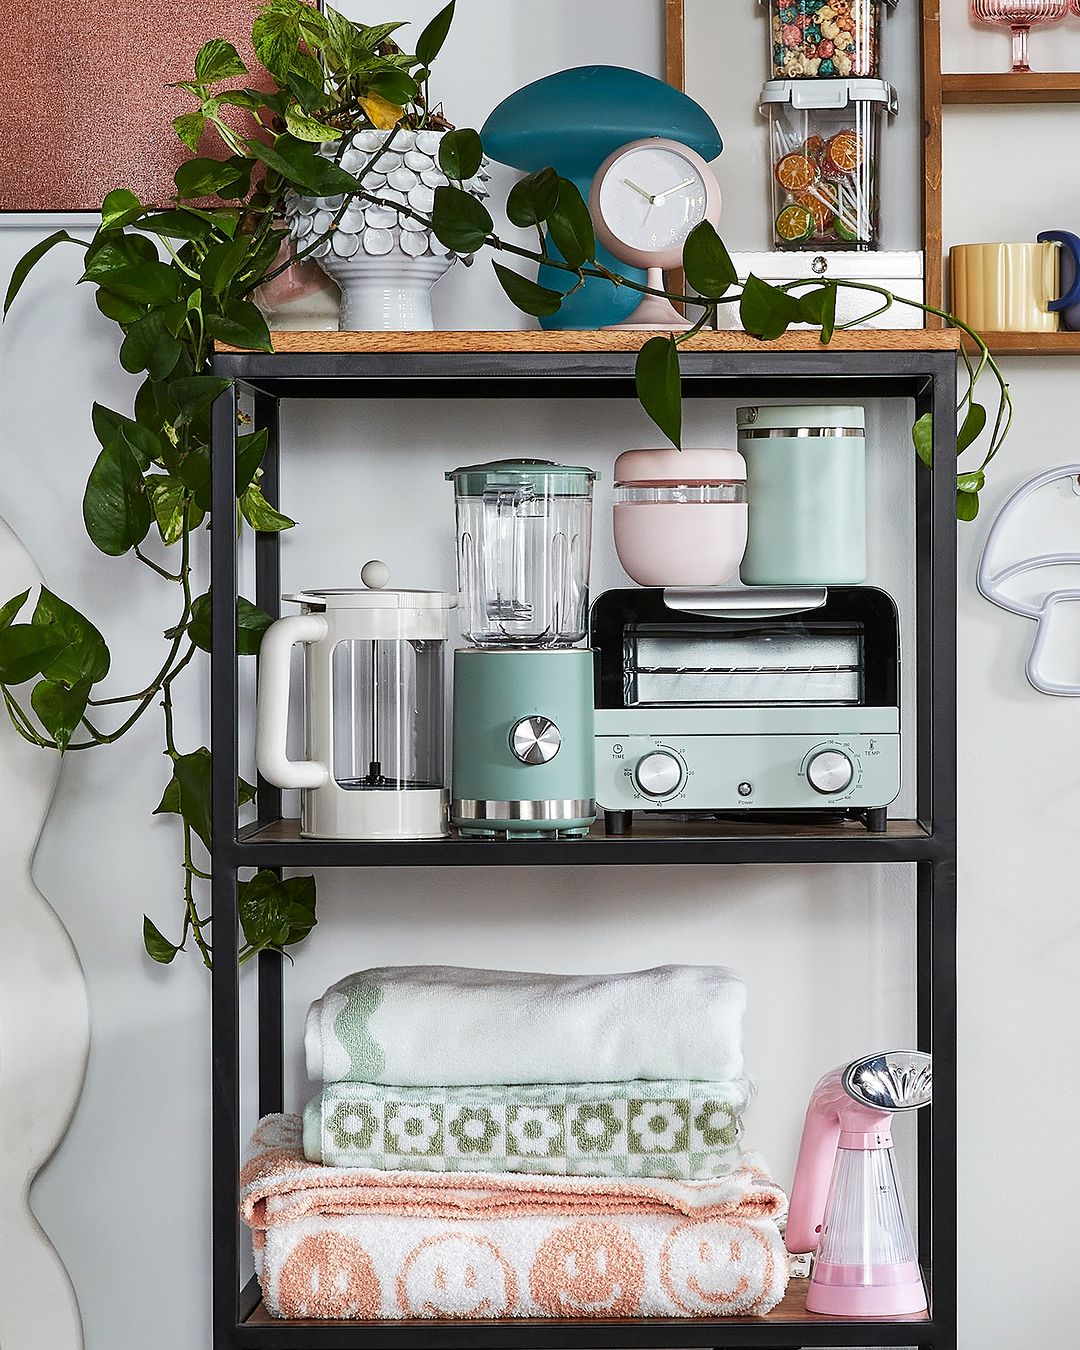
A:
[208,332,959,1350]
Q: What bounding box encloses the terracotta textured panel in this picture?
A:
[0,0,267,211]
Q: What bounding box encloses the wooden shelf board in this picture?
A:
[962,330,1080,354]
[244,1282,930,1328]
[216,329,960,356]
[941,70,1080,103]
[231,816,938,869]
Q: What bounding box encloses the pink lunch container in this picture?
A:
[612,447,748,587]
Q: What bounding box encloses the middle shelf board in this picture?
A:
[231,817,939,868]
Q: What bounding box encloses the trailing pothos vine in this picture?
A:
[0,0,1009,971]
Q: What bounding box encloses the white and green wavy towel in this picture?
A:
[303,1079,754,1179]
[304,964,747,1086]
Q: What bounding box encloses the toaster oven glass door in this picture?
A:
[622,622,864,707]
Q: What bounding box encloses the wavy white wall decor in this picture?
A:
[0,510,88,1350]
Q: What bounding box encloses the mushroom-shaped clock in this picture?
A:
[482,66,722,329]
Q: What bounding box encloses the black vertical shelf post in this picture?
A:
[210,385,243,1338]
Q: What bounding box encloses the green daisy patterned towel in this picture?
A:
[303,1079,753,1180]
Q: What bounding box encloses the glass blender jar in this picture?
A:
[445,460,598,838]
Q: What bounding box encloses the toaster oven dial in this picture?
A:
[806,748,855,795]
[634,751,684,798]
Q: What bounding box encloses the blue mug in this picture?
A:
[1037,230,1080,330]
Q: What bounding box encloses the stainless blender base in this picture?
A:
[452,798,596,839]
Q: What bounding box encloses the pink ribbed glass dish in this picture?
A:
[970,0,1068,71]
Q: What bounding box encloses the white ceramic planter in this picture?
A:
[285,129,489,331]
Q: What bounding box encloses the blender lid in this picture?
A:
[614,447,745,484]
[284,560,457,610]
[446,458,597,495]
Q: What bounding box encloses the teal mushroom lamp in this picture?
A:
[481,65,723,329]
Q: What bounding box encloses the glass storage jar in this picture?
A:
[762,79,896,250]
[765,0,892,79]
[613,448,747,587]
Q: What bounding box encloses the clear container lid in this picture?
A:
[614,447,745,485]
[759,78,898,112]
[446,458,597,496]
[737,404,865,432]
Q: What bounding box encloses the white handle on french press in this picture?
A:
[256,614,331,789]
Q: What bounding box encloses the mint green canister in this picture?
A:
[736,404,866,585]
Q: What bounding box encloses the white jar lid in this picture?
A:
[759,78,898,113]
[614,447,746,485]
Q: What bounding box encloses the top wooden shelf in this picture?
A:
[940,71,1080,103]
[218,329,961,355]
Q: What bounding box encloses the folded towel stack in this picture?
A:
[243,964,787,1321]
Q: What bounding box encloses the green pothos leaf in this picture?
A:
[492,263,562,318]
[83,436,152,555]
[143,914,181,964]
[239,871,317,958]
[32,587,110,684]
[186,591,274,655]
[240,482,296,532]
[957,489,980,521]
[912,412,933,470]
[30,677,92,751]
[958,402,987,453]
[635,335,682,450]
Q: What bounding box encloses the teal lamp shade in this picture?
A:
[481,66,723,329]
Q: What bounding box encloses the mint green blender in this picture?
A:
[446,460,597,839]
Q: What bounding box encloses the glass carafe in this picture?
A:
[331,633,445,790]
[447,459,596,647]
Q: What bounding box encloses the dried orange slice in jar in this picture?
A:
[794,188,835,236]
[824,130,861,175]
[775,203,814,243]
[775,152,816,192]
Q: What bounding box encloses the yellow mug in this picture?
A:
[949,242,1060,333]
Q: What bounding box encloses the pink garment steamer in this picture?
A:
[786,1050,932,1317]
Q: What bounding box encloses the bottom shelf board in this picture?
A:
[241,1284,931,1347]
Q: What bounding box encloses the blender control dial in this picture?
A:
[634,751,684,798]
[806,748,854,795]
[510,716,561,765]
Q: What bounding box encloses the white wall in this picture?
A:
[0,4,1073,1349]
[938,14,1080,1350]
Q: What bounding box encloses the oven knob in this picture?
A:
[807,749,854,795]
[634,751,683,798]
[510,716,561,765]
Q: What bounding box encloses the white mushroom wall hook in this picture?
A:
[977,463,1080,696]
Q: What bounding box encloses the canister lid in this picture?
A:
[284,559,457,610]
[737,404,865,433]
[446,458,597,495]
[614,447,745,484]
[759,78,898,113]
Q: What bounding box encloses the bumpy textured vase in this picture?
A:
[286,129,490,331]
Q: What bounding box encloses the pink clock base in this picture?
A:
[604,286,693,331]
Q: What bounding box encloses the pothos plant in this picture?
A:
[0,0,1009,971]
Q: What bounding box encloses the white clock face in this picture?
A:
[598,146,708,254]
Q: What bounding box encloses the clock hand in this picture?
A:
[652,176,697,205]
[622,177,657,204]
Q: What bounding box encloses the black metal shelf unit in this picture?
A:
[208,341,957,1350]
